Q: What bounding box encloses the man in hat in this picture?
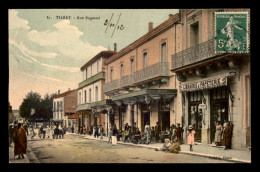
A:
[155,122,161,142]
[176,123,184,144]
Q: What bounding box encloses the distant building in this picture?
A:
[52,89,77,127]
[76,50,115,135]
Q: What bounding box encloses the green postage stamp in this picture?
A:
[215,11,249,53]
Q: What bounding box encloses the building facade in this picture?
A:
[171,9,250,150]
[76,50,115,135]
[53,89,76,127]
[104,14,182,132]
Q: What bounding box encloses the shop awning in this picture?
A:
[76,103,91,111]
[179,72,234,92]
[89,99,115,108]
[112,89,177,105]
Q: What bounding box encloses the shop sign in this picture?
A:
[198,103,206,109]
[180,76,227,92]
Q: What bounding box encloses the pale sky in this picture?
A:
[8,9,179,110]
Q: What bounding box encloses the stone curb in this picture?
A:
[26,146,41,163]
[80,135,251,163]
[178,151,251,163]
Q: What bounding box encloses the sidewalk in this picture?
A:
[69,133,251,163]
[9,144,30,163]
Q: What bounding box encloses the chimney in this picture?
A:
[68,88,70,91]
[58,90,60,95]
[149,22,153,32]
[169,14,174,19]
[114,43,117,52]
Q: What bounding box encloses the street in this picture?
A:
[26,133,232,163]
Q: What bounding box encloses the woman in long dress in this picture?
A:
[214,121,223,146]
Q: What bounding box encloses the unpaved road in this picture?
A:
[27,134,231,163]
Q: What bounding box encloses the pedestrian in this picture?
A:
[75,125,78,134]
[145,123,151,144]
[72,125,74,133]
[107,126,113,144]
[46,125,51,139]
[176,123,184,144]
[13,123,27,159]
[9,124,14,147]
[223,121,233,149]
[134,127,141,144]
[155,122,161,142]
[80,126,83,135]
[222,120,228,140]
[171,125,177,143]
[123,123,130,142]
[30,125,35,139]
[94,125,98,138]
[51,126,55,139]
[90,125,93,135]
[151,126,155,143]
[214,121,223,146]
[43,126,46,139]
[112,124,118,145]
[83,125,86,135]
[38,126,42,139]
[187,125,196,151]
[99,125,104,140]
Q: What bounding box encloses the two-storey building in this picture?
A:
[171,9,250,150]
[76,50,115,135]
[104,13,182,132]
[53,89,76,127]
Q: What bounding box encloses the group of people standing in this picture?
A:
[214,120,233,150]
[9,122,27,159]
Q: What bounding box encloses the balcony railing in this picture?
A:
[76,103,91,111]
[103,62,169,93]
[103,79,120,93]
[78,71,105,88]
[134,62,169,84]
[172,38,216,70]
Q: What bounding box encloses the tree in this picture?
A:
[19,91,57,121]
[38,93,56,120]
[19,91,41,120]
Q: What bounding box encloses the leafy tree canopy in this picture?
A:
[19,91,57,120]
